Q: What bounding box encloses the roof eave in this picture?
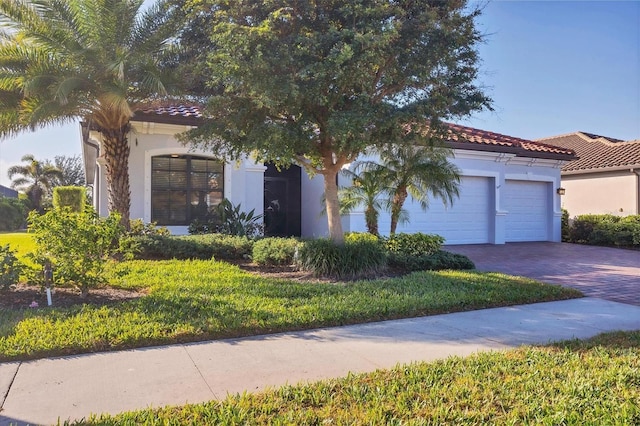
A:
[562,164,640,175]
[446,141,576,161]
[131,112,203,127]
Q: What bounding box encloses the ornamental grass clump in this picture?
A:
[296,238,386,279]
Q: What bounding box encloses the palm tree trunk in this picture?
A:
[323,170,344,244]
[390,187,408,234]
[365,205,379,236]
[101,127,131,230]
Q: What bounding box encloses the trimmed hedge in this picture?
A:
[252,237,300,265]
[123,234,254,260]
[52,186,86,212]
[566,214,640,248]
[384,232,444,256]
[388,250,475,272]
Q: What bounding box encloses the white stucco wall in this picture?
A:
[342,150,565,244]
[91,122,265,234]
[561,172,638,217]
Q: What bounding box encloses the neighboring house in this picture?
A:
[82,106,576,244]
[537,132,640,217]
[0,184,18,198]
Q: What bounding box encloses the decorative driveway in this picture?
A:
[445,242,640,306]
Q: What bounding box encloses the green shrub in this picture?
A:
[128,219,170,236]
[561,208,570,242]
[0,198,26,231]
[124,234,254,260]
[590,221,640,247]
[388,250,475,272]
[52,186,86,212]
[344,232,381,244]
[384,233,444,256]
[568,214,620,243]
[252,237,300,265]
[27,206,123,297]
[189,199,263,237]
[0,244,22,290]
[296,238,386,278]
[566,214,640,247]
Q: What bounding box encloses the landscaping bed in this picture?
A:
[0,259,581,361]
[73,330,640,425]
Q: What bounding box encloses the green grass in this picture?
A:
[0,231,36,260]
[71,330,640,425]
[0,259,581,361]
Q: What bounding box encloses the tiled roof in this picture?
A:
[133,104,203,125]
[445,123,576,160]
[0,185,18,198]
[130,105,576,160]
[536,132,640,172]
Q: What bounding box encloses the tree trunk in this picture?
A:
[323,170,344,244]
[101,127,131,230]
[390,187,408,234]
[365,205,379,236]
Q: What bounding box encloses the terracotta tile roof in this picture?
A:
[132,104,204,125]
[129,105,576,160]
[536,132,640,172]
[445,123,576,160]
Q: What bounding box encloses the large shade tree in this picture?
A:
[0,0,182,226]
[8,154,62,211]
[182,0,491,243]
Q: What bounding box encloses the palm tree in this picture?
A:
[0,0,181,227]
[338,166,393,236]
[8,154,62,211]
[379,144,461,234]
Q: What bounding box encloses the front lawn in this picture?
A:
[0,259,581,361]
[74,330,640,425]
[0,231,35,260]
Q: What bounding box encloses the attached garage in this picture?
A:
[381,176,493,244]
[504,180,551,242]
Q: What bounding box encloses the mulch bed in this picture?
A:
[0,263,408,311]
[0,284,147,310]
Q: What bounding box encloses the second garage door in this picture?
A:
[504,180,550,242]
[385,176,493,244]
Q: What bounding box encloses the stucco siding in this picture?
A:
[561,172,637,216]
[345,150,564,244]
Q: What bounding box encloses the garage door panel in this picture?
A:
[381,176,492,244]
[505,180,549,242]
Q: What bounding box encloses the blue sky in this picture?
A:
[1,0,639,187]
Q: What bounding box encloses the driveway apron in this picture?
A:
[446,242,640,306]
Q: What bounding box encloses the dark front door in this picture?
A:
[264,163,301,237]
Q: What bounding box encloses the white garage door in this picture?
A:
[385,176,492,244]
[504,180,549,242]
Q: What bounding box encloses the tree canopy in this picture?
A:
[182,0,492,242]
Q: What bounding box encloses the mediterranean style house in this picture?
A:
[82,106,576,244]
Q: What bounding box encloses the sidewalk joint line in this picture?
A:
[182,346,217,399]
[1,362,21,411]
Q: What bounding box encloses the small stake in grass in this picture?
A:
[43,261,53,306]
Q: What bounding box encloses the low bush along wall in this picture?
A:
[564,214,640,248]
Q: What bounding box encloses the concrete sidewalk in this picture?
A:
[2,297,640,425]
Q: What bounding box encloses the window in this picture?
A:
[151,155,224,226]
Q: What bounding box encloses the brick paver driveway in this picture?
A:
[446,242,640,306]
